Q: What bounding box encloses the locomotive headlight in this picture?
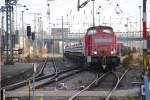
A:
[111,50,116,54]
[93,51,97,55]
[111,51,114,54]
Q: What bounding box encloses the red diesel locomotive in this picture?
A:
[64,25,120,70]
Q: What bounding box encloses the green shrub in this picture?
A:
[123,96,131,100]
[122,54,133,68]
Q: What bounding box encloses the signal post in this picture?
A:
[142,0,150,100]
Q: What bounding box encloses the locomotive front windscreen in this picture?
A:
[101,28,113,34]
[87,29,97,35]
[87,26,113,35]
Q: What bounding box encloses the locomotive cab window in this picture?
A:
[102,28,113,34]
[87,29,97,35]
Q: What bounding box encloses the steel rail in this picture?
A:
[34,67,84,89]
[105,68,129,100]
[6,57,59,91]
[68,71,111,100]
[51,57,58,77]
[1,58,48,90]
[6,66,82,91]
[32,57,59,89]
[35,58,48,77]
[35,66,81,82]
[2,57,85,91]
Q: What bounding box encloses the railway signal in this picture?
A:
[18,49,23,54]
[27,26,31,37]
[31,32,35,41]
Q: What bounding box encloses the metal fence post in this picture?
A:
[29,80,31,100]
[1,89,5,100]
[144,75,150,100]
[32,64,36,100]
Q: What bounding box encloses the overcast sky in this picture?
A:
[0,0,150,32]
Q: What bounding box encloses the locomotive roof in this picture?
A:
[87,25,113,30]
[86,26,113,34]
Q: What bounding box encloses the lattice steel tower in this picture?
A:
[5,0,17,64]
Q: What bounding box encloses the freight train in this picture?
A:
[64,25,120,70]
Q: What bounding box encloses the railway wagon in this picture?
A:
[64,26,120,70]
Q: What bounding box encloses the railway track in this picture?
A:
[105,68,129,100]
[67,67,130,100]
[3,56,130,100]
[1,58,48,90]
[34,68,84,89]
[68,71,111,100]
[30,57,85,90]
[4,57,84,91]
